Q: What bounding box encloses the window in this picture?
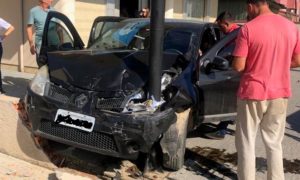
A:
[164,30,192,54]
[218,0,247,21]
[47,19,74,51]
[200,28,218,54]
[89,20,192,54]
[217,39,236,63]
[92,21,120,43]
[89,21,149,50]
[184,0,205,20]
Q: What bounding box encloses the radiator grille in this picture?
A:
[46,83,128,112]
[96,97,125,112]
[40,120,118,152]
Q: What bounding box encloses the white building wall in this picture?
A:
[165,0,175,18]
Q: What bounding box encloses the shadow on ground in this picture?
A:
[184,146,300,179]
[184,146,238,179]
[187,123,235,139]
[2,76,30,99]
[285,111,300,142]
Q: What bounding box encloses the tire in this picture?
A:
[160,108,191,171]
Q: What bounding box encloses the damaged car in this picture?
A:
[25,11,240,170]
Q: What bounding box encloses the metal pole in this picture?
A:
[148,0,165,101]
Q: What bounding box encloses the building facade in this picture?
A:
[0,0,297,72]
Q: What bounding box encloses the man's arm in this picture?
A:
[232,26,248,72]
[291,54,300,68]
[2,25,14,40]
[26,25,36,55]
[232,57,246,72]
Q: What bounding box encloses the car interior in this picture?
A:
[199,27,221,55]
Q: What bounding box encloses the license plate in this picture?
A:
[54,109,95,132]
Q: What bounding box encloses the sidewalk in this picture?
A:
[0,152,54,180]
[0,69,34,102]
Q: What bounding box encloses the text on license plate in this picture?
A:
[54,109,95,132]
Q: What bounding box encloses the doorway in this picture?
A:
[120,0,139,18]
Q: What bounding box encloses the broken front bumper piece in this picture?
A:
[25,89,176,160]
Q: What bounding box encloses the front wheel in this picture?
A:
[160,108,191,170]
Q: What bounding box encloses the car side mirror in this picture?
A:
[212,56,229,71]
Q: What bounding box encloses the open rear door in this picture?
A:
[87,16,126,47]
[39,11,84,66]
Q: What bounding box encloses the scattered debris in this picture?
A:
[284,159,300,174]
[12,99,31,129]
[189,146,238,166]
[185,147,238,179]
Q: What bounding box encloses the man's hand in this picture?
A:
[30,44,36,55]
[26,25,36,55]
[291,54,300,68]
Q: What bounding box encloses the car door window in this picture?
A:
[200,28,218,54]
[217,40,236,64]
[47,19,74,51]
[93,22,104,41]
[164,30,192,54]
[88,17,126,47]
[92,22,120,43]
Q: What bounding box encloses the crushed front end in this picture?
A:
[25,66,176,159]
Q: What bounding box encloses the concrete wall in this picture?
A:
[166,0,175,18]
[173,0,184,19]
[75,0,107,44]
[0,0,23,70]
[205,0,218,22]
[171,0,218,21]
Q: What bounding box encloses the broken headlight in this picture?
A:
[123,91,147,112]
[161,73,172,92]
[30,65,50,96]
[123,73,173,113]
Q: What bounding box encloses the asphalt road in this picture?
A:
[0,69,299,179]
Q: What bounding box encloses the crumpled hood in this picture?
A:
[47,50,178,92]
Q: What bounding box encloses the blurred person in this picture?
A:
[216,11,239,35]
[232,0,300,179]
[27,0,54,67]
[0,18,14,94]
[140,7,150,18]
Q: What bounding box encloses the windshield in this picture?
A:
[89,21,150,50]
[88,20,193,54]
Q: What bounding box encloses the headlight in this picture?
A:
[161,73,172,91]
[123,91,165,113]
[30,65,50,96]
[123,91,146,112]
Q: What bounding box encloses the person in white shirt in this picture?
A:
[0,18,14,94]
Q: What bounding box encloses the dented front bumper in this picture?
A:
[25,88,176,160]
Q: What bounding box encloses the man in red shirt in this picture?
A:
[216,11,239,35]
[205,11,239,140]
[232,0,300,179]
